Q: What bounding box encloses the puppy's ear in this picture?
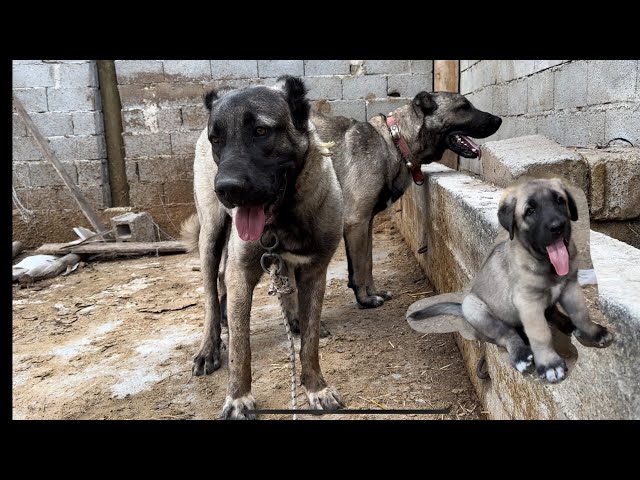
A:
[203,89,218,111]
[498,190,517,240]
[564,188,579,221]
[412,91,437,116]
[275,75,310,130]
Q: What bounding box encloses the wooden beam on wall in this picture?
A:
[434,60,460,170]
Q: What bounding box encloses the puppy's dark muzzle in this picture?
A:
[548,219,567,236]
[215,177,250,208]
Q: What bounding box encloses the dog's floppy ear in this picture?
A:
[563,187,579,221]
[203,89,218,111]
[275,75,310,130]
[412,91,437,116]
[498,189,517,240]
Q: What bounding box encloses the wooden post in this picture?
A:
[13,94,110,236]
[434,60,460,170]
[96,60,130,207]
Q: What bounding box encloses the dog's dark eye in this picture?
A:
[255,126,268,137]
[557,195,565,205]
[524,207,535,218]
[461,103,471,110]
[210,135,220,144]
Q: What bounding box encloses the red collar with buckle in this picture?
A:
[386,115,424,185]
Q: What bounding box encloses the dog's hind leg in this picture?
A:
[220,251,263,420]
[559,281,613,348]
[365,215,392,301]
[462,294,534,374]
[297,265,345,410]
[193,214,229,376]
[344,218,385,308]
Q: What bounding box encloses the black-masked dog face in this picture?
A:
[205,76,310,212]
[411,91,502,164]
[498,178,579,276]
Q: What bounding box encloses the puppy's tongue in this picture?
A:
[459,135,482,159]
[235,205,266,242]
[546,238,569,276]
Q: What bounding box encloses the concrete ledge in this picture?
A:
[396,163,640,419]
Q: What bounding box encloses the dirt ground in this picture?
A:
[12,212,485,420]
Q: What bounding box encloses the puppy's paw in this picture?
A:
[367,287,392,301]
[536,357,567,384]
[219,394,256,420]
[356,295,385,309]
[510,346,534,373]
[574,325,614,348]
[306,386,345,410]
[192,341,222,376]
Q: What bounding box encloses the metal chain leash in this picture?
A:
[260,231,298,420]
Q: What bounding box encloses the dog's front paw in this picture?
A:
[574,325,614,348]
[367,287,392,301]
[192,340,222,376]
[510,346,534,373]
[536,357,566,383]
[220,394,256,420]
[356,294,385,309]
[306,386,345,410]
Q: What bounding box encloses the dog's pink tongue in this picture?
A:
[235,205,266,242]
[546,238,569,276]
[460,135,482,160]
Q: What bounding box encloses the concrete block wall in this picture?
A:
[12,60,108,247]
[115,60,433,236]
[459,60,639,175]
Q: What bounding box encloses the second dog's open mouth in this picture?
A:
[546,238,570,276]
[235,204,275,242]
[449,134,482,159]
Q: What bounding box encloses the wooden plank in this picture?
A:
[434,60,460,170]
[13,94,111,236]
[35,241,188,256]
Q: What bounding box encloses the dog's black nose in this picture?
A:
[493,116,502,128]
[549,219,566,235]
[215,177,247,206]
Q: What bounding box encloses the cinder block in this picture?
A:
[491,87,508,117]
[72,111,103,135]
[514,60,536,79]
[28,161,78,187]
[163,60,211,82]
[365,98,409,119]
[304,76,342,100]
[136,156,189,183]
[342,75,387,100]
[115,60,165,84]
[118,82,205,110]
[75,160,105,185]
[47,87,98,112]
[326,100,366,122]
[387,74,431,97]
[123,133,171,158]
[576,145,640,220]
[554,61,588,109]
[163,180,195,204]
[13,114,26,137]
[527,69,554,113]
[48,136,78,161]
[121,109,146,133]
[507,79,528,115]
[410,60,432,74]
[170,131,202,155]
[561,109,606,147]
[481,134,589,193]
[304,60,350,76]
[13,88,48,112]
[12,63,55,88]
[587,60,637,105]
[365,60,410,75]
[496,60,515,83]
[470,85,492,113]
[28,112,74,137]
[129,181,165,208]
[605,104,640,145]
[477,61,497,88]
[181,105,209,131]
[210,60,258,79]
[12,136,43,161]
[534,60,567,71]
[111,212,158,242]
[258,60,304,78]
[460,64,478,94]
[156,107,183,132]
[58,62,98,87]
[76,135,107,160]
[12,162,30,187]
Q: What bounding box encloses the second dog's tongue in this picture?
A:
[546,238,569,276]
[235,205,266,242]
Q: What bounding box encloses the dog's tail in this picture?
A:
[180,214,200,253]
[408,302,463,320]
